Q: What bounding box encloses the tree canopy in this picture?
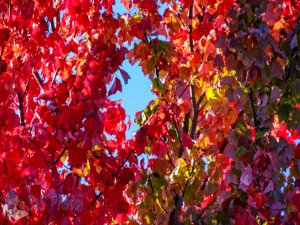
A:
[0,0,300,224]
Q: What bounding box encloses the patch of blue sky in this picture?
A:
[110,1,170,138]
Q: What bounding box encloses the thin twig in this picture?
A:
[9,94,19,107]
[190,91,206,138]
[33,71,44,91]
[51,147,68,165]
[114,149,135,176]
[23,80,30,97]
[51,69,60,88]
[88,192,102,208]
[173,118,184,158]
[51,56,67,88]
[167,152,175,169]
[249,88,258,132]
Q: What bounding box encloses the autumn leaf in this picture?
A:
[108,77,122,96]
[119,68,131,84]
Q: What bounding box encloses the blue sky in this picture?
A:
[111,60,155,137]
[109,2,172,137]
[109,2,157,137]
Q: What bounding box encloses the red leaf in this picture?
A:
[291,193,300,210]
[152,140,170,158]
[66,0,80,14]
[119,168,134,185]
[200,195,214,209]
[0,28,10,46]
[108,77,122,96]
[182,133,193,149]
[192,22,213,39]
[37,89,56,100]
[0,58,7,75]
[119,68,130,84]
[254,193,267,208]
[137,18,152,34]
[186,52,201,67]
[63,174,74,194]
[177,98,192,115]
[263,180,274,193]
[121,0,132,10]
[76,14,90,31]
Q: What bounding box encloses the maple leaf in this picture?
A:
[119,68,130,84]
[121,0,132,10]
[253,193,267,208]
[152,140,170,158]
[0,28,10,46]
[239,165,253,191]
[1,0,299,224]
[192,22,214,39]
[108,77,122,96]
[182,133,194,149]
[66,0,81,14]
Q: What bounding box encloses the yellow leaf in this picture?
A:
[213,74,218,85]
[177,158,187,168]
[144,215,151,224]
[206,86,217,100]
[72,159,90,177]
[92,145,101,151]
[155,198,167,214]
[60,150,68,164]
[220,68,236,77]
[133,13,142,21]
[192,17,199,28]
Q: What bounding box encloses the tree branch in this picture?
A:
[173,118,184,158]
[51,68,60,88]
[190,91,206,138]
[167,152,175,169]
[113,149,135,176]
[168,194,182,225]
[188,5,194,53]
[17,92,25,126]
[168,5,194,225]
[88,192,102,208]
[51,147,68,165]
[23,80,30,97]
[182,112,190,134]
[33,71,44,91]
[249,88,258,132]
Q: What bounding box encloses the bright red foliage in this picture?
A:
[0,0,300,224]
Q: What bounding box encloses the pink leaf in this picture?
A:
[264,180,274,193]
[271,201,285,210]
[240,165,253,187]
